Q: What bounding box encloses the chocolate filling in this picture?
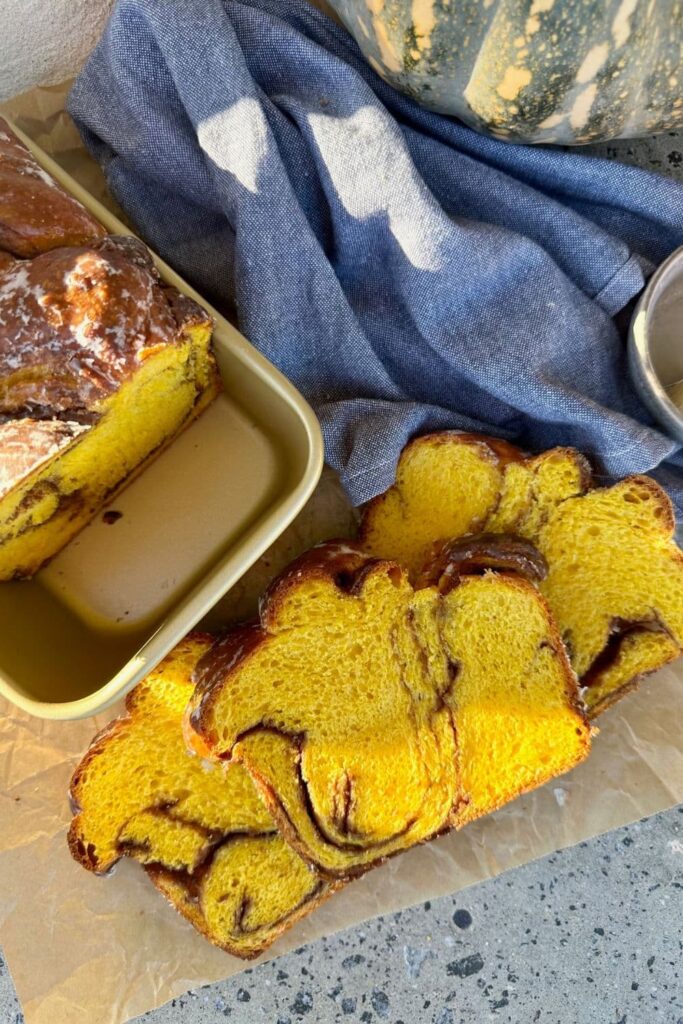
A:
[418,533,548,593]
[330,771,356,837]
[295,750,417,860]
[581,616,675,690]
[233,722,417,858]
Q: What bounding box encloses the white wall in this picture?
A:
[0,0,114,101]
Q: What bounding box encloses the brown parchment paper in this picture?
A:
[0,87,682,1024]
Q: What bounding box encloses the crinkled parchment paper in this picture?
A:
[0,87,682,1024]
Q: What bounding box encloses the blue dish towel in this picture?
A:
[68,0,683,510]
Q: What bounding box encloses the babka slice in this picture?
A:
[186,543,590,877]
[68,634,335,959]
[359,433,683,716]
[0,234,220,579]
[0,118,105,257]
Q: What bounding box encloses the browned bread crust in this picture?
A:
[0,118,105,258]
[416,533,548,591]
[0,419,87,501]
[0,251,17,273]
[0,236,219,579]
[0,122,221,581]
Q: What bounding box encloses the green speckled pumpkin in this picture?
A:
[327,0,683,144]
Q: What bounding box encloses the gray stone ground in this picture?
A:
[2,131,683,1024]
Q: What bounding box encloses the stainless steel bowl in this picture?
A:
[629,247,683,444]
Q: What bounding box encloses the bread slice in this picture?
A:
[360,433,683,716]
[68,634,335,959]
[0,235,221,579]
[360,433,590,576]
[185,543,590,877]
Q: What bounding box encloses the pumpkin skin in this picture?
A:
[328,0,683,144]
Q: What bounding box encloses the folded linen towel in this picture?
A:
[68,0,683,509]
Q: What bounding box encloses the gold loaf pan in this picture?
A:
[0,123,323,720]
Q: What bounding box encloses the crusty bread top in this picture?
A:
[416,533,548,592]
[0,419,88,501]
[0,118,105,258]
[0,236,211,422]
[0,251,17,273]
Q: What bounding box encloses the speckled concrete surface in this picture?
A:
[1,809,682,1023]
[1,133,683,1024]
[580,132,683,176]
